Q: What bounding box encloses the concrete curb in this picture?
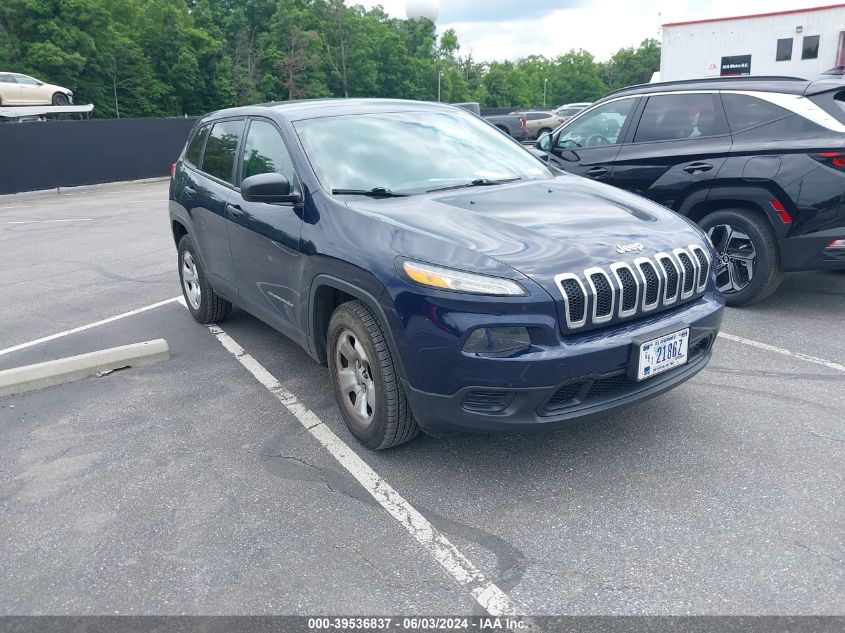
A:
[0,339,170,397]
[0,177,169,201]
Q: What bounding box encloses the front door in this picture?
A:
[546,97,640,184]
[227,117,305,338]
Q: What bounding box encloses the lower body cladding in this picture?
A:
[388,287,724,436]
[779,226,845,271]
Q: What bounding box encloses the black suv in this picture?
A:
[537,76,845,305]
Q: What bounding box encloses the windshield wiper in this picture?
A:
[331,187,409,198]
[426,177,522,193]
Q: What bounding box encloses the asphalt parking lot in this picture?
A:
[1,180,843,616]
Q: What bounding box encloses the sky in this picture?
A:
[348,0,835,61]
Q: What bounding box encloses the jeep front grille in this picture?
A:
[554,244,711,331]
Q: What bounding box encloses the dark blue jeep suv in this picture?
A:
[169,99,724,449]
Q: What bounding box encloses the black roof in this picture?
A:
[603,75,845,100]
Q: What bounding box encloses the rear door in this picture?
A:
[183,118,245,295]
[226,117,305,339]
[547,97,640,183]
[612,92,732,210]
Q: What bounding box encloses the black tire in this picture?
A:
[537,127,552,138]
[52,92,69,106]
[177,234,232,324]
[495,124,510,136]
[327,300,419,450]
[699,208,783,306]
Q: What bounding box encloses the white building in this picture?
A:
[660,4,845,82]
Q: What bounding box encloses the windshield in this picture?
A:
[293,109,552,195]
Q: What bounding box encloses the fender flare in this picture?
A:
[307,274,408,382]
[678,185,790,239]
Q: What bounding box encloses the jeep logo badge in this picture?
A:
[615,242,644,254]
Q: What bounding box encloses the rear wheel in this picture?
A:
[699,208,783,306]
[328,300,419,450]
[537,127,552,137]
[52,92,69,106]
[177,235,232,324]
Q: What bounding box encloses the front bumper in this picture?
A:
[406,341,713,435]
[384,272,724,435]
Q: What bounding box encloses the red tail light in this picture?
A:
[520,116,527,129]
[814,152,845,169]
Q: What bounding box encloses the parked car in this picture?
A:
[0,72,73,106]
[483,111,529,141]
[170,99,723,449]
[536,76,845,305]
[554,102,591,121]
[511,110,566,139]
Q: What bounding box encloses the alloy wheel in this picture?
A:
[707,223,756,293]
[181,251,202,310]
[334,329,375,426]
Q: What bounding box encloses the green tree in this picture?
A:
[604,38,661,90]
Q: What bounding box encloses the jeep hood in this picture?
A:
[346,176,708,287]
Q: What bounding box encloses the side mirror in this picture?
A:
[536,132,552,152]
[240,173,301,204]
[527,147,550,163]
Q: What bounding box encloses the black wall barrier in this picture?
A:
[0,117,198,195]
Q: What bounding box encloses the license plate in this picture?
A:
[636,328,689,381]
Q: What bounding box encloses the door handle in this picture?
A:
[226,203,245,218]
[684,162,713,174]
[586,166,609,178]
[183,186,197,197]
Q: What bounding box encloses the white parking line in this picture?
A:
[7,218,94,224]
[0,297,182,358]
[718,332,845,373]
[207,323,520,617]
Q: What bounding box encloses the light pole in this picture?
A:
[543,78,548,108]
[438,70,443,102]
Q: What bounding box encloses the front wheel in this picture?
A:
[537,127,552,138]
[699,208,783,306]
[328,300,419,450]
[52,92,69,106]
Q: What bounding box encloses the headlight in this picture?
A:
[402,261,526,296]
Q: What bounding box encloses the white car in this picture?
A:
[0,72,73,106]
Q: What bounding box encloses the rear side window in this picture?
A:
[185,125,210,168]
[722,94,823,139]
[241,119,298,190]
[0,74,15,83]
[634,93,728,143]
[201,119,245,184]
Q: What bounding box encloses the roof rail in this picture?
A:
[605,75,808,97]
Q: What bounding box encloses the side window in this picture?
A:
[722,93,823,139]
[241,119,298,190]
[0,74,15,83]
[185,125,210,168]
[556,98,635,148]
[14,75,39,85]
[633,93,727,143]
[201,119,244,184]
